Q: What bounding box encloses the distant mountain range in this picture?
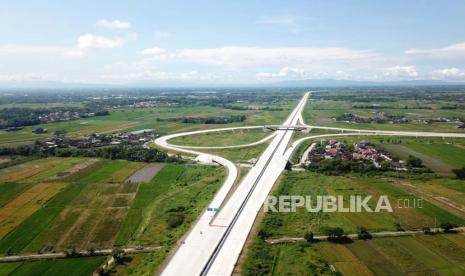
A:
[266,79,465,87]
[1,79,464,89]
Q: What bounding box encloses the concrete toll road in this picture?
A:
[158,93,309,276]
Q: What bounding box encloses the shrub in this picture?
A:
[323,227,346,242]
[356,226,372,240]
[304,231,314,242]
[167,213,185,229]
[452,167,465,179]
[407,155,423,168]
[440,222,457,233]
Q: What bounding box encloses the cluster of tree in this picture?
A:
[441,104,465,110]
[82,88,302,109]
[156,115,246,124]
[406,155,426,169]
[0,107,109,129]
[221,104,284,111]
[307,155,429,175]
[306,159,382,175]
[356,226,372,240]
[452,167,465,179]
[166,206,187,229]
[352,105,388,109]
[440,222,458,233]
[311,86,465,102]
[335,112,409,124]
[322,227,350,243]
[0,144,176,163]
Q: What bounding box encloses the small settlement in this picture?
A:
[37,129,158,149]
[304,139,407,171]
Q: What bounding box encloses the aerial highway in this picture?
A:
[157,93,308,276]
[155,92,465,276]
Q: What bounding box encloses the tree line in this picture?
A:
[156,115,246,124]
[0,107,109,129]
[0,143,177,163]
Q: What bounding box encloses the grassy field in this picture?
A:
[0,182,32,208]
[0,158,66,183]
[0,182,66,239]
[0,157,226,274]
[382,142,465,175]
[0,101,293,146]
[242,239,333,276]
[170,128,270,147]
[258,171,465,239]
[0,102,85,109]
[0,257,105,275]
[304,99,465,133]
[243,226,465,275]
[112,163,225,274]
[0,158,130,254]
[22,160,144,252]
[204,142,269,163]
[321,234,465,275]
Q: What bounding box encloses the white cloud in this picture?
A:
[335,70,352,80]
[431,67,465,80]
[0,44,82,57]
[256,67,353,81]
[256,67,308,79]
[99,68,217,83]
[0,72,48,82]
[0,34,127,58]
[77,33,125,49]
[96,19,131,29]
[405,42,465,57]
[138,47,170,56]
[138,46,377,67]
[257,15,301,33]
[384,65,418,79]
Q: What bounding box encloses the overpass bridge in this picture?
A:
[263,125,309,131]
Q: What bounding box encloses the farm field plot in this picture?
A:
[336,234,465,275]
[382,142,465,175]
[0,256,105,275]
[23,158,88,183]
[0,182,66,239]
[112,163,225,274]
[109,252,168,276]
[242,239,334,275]
[22,160,143,252]
[0,158,121,254]
[0,159,224,275]
[0,158,66,183]
[170,128,270,147]
[303,99,465,133]
[259,171,465,238]
[243,232,465,276]
[0,158,10,164]
[126,163,165,183]
[385,177,465,218]
[0,102,291,146]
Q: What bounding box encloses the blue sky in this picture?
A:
[1,0,465,84]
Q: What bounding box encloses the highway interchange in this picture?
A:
[155,92,465,276]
